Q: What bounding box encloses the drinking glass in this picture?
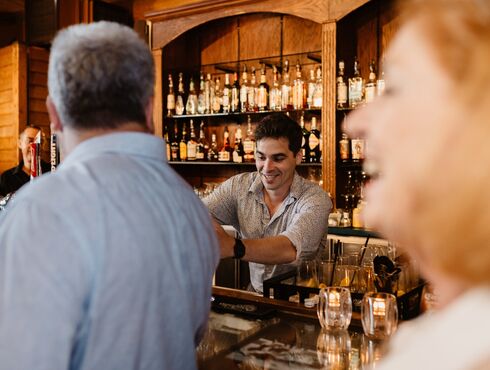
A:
[317,287,352,331]
[297,259,319,288]
[361,292,398,340]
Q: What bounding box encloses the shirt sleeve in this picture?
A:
[202,176,239,227]
[0,199,89,370]
[280,188,332,261]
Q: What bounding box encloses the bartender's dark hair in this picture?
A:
[48,21,154,129]
[254,113,302,155]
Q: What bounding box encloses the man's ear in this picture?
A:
[145,98,154,134]
[46,96,63,133]
[295,150,302,165]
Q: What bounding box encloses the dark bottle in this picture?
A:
[207,132,219,161]
[232,127,245,163]
[299,113,310,163]
[231,72,240,113]
[170,122,180,161]
[308,117,321,163]
[196,121,209,161]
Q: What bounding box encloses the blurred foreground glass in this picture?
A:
[317,287,352,331]
[361,292,398,340]
[297,259,319,288]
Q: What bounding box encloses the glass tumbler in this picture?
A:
[361,292,398,340]
[317,287,352,331]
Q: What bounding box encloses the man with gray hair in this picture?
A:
[0,21,219,370]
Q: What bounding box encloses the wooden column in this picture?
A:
[321,21,336,205]
[152,48,163,138]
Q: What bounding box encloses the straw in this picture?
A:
[349,236,370,290]
[328,240,341,286]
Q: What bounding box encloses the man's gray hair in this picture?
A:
[48,21,154,129]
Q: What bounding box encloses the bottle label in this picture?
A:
[308,134,319,150]
[222,88,230,108]
[351,139,365,160]
[243,140,254,153]
[218,151,230,161]
[167,95,175,109]
[257,87,267,109]
[187,143,197,159]
[179,143,187,160]
[337,84,347,104]
[365,85,376,103]
[233,151,243,163]
[339,140,350,160]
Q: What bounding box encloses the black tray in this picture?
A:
[263,270,424,320]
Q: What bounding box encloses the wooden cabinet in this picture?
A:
[139,0,398,206]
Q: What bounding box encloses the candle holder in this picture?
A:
[317,287,352,331]
[361,292,398,340]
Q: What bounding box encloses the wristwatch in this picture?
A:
[233,238,246,259]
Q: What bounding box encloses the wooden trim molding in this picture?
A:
[152,49,163,138]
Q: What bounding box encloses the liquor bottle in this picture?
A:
[232,127,244,163]
[364,60,377,104]
[197,72,206,114]
[243,115,256,163]
[170,122,180,161]
[164,126,171,161]
[187,119,198,161]
[175,72,185,115]
[50,133,60,172]
[211,77,221,113]
[312,66,323,109]
[257,65,269,112]
[269,65,281,111]
[293,60,305,110]
[339,133,350,162]
[166,74,175,117]
[222,73,232,113]
[377,60,386,96]
[299,113,309,163]
[218,126,232,162]
[240,65,249,113]
[248,67,257,112]
[307,67,316,109]
[351,137,365,162]
[205,73,213,114]
[196,121,209,161]
[208,132,219,161]
[281,59,292,110]
[231,72,240,113]
[308,116,321,163]
[337,60,348,109]
[179,122,187,161]
[349,57,364,108]
[185,77,198,115]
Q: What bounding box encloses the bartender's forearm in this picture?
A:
[241,236,297,264]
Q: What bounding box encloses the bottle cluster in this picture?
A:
[165,116,256,163]
[165,59,323,117]
[336,57,385,109]
[338,132,365,163]
[299,113,322,163]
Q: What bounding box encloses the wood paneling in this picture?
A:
[27,46,50,135]
[239,13,280,61]
[27,0,56,45]
[0,42,26,173]
[152,49,163,138]
[0,13,24,47]
[283,15,321,56]
[0,0,24,13]
[200,16,238,65]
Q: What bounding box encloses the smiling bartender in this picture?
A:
[204,113,332,293]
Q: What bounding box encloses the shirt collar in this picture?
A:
[61,132,166,169]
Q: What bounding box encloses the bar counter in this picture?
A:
[198,287,388,369]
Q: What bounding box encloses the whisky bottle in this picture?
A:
[186,77,198,115]
[248,67,257,112]
[196,121,209,161]
[218,126,232,162]
[293,60,305,110]
[307,68,316,109]
[164,127,171,161]
[336,60,348,109]
[170,122,180,161]
[339,133,350,162]
[299,113,309,163]
[186,119,197,161]
[197,72,206,114]
[308,117,321,163]
[312,66,323,109]
[179,122,187,161]
[351,137,365,162]
[349,57,364,108]
[231,72,240,113]
[364,60,377,104]
[166,74,175,117]
[208,132,219,161]
[205,73,214,114]
[239,66,249,113]
[222,73,232,114]
[175,72,185,115]
[211,77,221,113]
[243,115,255,163]
[281,59,292,110]
[257,65,269,112]
[269,65,281,111]
[232,127,245,163]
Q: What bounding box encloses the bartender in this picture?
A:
[204,113,332,293]
[0,125,50,197]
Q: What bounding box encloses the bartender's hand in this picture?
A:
[211,219,235,259]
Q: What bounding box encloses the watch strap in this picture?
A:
[233,238,246,259]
